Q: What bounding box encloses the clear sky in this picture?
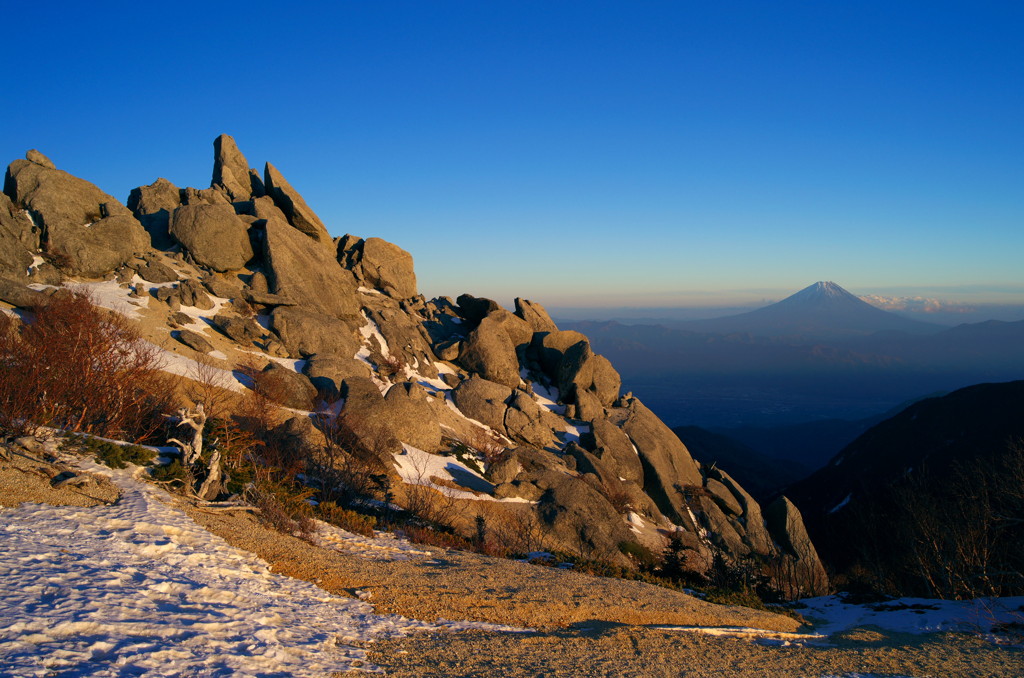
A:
[3,1,1022,309]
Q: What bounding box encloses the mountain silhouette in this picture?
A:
[680,281,941,339]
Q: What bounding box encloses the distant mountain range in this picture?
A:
[677,281,942,339]
[563,281,1024,430]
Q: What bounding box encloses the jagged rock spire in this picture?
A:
[211,134,254,202]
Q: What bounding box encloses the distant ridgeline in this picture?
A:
[0,137,828,597]
[564,279,1024,431]
[788,380,1024,599]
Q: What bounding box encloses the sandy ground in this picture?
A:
[183,500,1024,678]
[4,453,1022,677]
[0,446,120,508]
[184,506,800,633]
[365,625,1023,677]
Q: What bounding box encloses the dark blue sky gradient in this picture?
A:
[3,2,1022,307]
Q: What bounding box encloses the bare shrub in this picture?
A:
[234,357,283,434]
[479,506,548,556]
[247,478,316,538]
[846,438,1024,599]
[597,480,634,515]
[400,449,465,527]
[457,427,507,469]
[0,292,173,440]
[317,500,377,536]
[376,354,405,379]
[184,355,235,423]
[309,410,393,503]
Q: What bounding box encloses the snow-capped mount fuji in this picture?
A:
[682,281,942,339]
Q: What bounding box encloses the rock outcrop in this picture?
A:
[127,177,180,248]
[264,162,331,244]
[4,151,147,277]
[458,316,521,389]
[339,236,418,300]
[170,204,254,272]
[263,217,359,319]
[0,135,828,596]
[0,192,35,278]
[212,134,257,202]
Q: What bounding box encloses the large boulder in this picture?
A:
[263,217,359,319]
[133,254,178,284]
[49,215,149,278]
[0,279,49,308]
[695,495,750,556]
[177,279,214,309]
[363,237,417,298]
[303,354,371,399]
[339,377,403,460]
[503,391,557,449]
[556,342,621,407]
[484,308,533,348]
[263,162,331,243]
[537,473,635,566]
[710,468,775,555]
[533,330,589,376]
[456,294,501,325]
[705,478,743,517]
[341,236,418,300]
[451,376,513,433]
[580,418,644,484]
[169,203,254,271]
[256,363,317,410]
[458,315,521,389]
[514,298,558,333]
[213,313,264,346]
[0,192,35,278]
[5,153,147,276]
[252,195,287,222]
[765,496,829,597]
[211,134,255,201]
[382,382,442,452]
[270,306,360,358]
[127,177,180,249]
[176,329,214,354]
[620,397,703,524]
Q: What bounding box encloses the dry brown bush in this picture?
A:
[0,292,173,440]
[234,357,283,434]
[485,506,550,556]
[376,354,405,379]
[457,427,507,468]
[184,355,236,423]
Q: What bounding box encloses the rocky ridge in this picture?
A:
[0,136,827,594]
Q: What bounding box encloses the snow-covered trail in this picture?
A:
[0,461,466,677]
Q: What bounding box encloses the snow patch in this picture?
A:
[359,311,391,359]
[660,626,828,647]
[0,458,520,676]
[392,445,528,503]
[827,493,852,514]
[797,594,1024,637]
[155,344,247,392]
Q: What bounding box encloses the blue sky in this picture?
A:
[3,1,1022,309]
